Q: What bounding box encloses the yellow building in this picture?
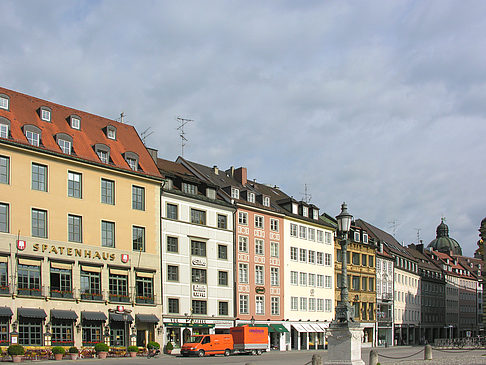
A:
[334,224,377,346]
[0,87,162,349]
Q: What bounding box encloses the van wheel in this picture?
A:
[198,350,205,357]
[251,350,257,355]
[224,349,231,356]
[256,350,262,355]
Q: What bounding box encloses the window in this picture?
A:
[32,163,47,191]
[308,228,315,241]
[80,269,101,300]
[167,236,178,253]
[26,130,40,146]
[362,254,367,266]
[41,108,51,121]
[0,203,8,233]
[101,179,114,204]
[132,186,145,210]
[101,221,115,247]
[270,219,279,232]
[325,299,332,312]
[219,301,229,316]
[58,139,71,154]
[109,273,128,302]
[302,206,308,217]
[263,196,270,207]
[168,298,179,314]
[239,295,249,314]
[308,273,316,287]
[299,272,307,286]
[50,266,72,298]
[191,268,206,284]
[218,271,228,286]
[317,274,324,288]
[106,125,116,140]
[255,215,264,229]
[0,123,8,139]
[325,253,332,266]
[325,275,332,288]
[70,116,80,130]
[271,297,280,315]
[68,171,82,198]
[217,214,227,229]
[190,209,206,225]
[299,248,307,263]
[218,244,227,259]
[317,299,324,312]
[291,297,298,311]
[82,321,101,346]
[19,319,42,345]
[126,157,137,171]
[352,253,360,265]
[309,298,316,311]
[248,192,255,203]
[0,95,8,110]
[325,231,332,244]
[291,271,298,285]
[308,250,316,264]
[167,265,179,281]
[191,240,206,256]
[352,276,360,290]
[239,263,248,283]
[369,278,374,291]
[68,214,82,242]
[182,182,197,195]
[300,297,307,311]
[354,231,360,242]
[32,208,47,238]
[290,247,298,261]
[255,265,264,285]
[166,203,177,219]
[231,187,239,199]
[316,230,324,243]
[255,239,264,255]
[362,277,368,291]
[299,226,307,239]
[363,233,368,243]
[290,223,298,237]
[256,296,264,315]
[368,256,374,267]
[192,300,207,315]
[270,241,279,258]
[132,226,145,251]
[18,263,41,296]
[238,236,248,253]
[0,156,9,184]
[238,211,248,225]
[97,150,109,163]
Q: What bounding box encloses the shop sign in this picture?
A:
[17,240,26,251]
[192,284,207,298]
[31,243,125,263]
[192,258,207,267]
[255,286,265,294]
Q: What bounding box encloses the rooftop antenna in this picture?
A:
[140,127,154,145]
[176,116,193,157]
[300,184,312,203]
[415,228,421,244]
[388,219,399,239]
[119,112,125,123]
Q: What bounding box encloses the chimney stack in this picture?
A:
[235,167,247,185]
[213,166,219,175]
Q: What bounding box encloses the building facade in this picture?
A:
[375,244,394,347]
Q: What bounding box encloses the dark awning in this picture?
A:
[110,313,133,322]
[51,310,78,320]
[18,308,47,319]
[270,324,289,333]
[81,311,107,321]
[255,324,275,333]
[135,314,159,323]
[0,307,13,317]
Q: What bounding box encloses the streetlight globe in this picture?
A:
[336,202,353,234]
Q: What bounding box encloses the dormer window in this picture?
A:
[248,192,255,203]
[363,233,368,243]
[231,187,239,199]
[292,202,298,214]
[182,182,197,195]
[55,133,73,155]
[0,117,10,139]
[206,187,216,199]
[40,107,51,122]
[263,196,270,207]
[23,125,41,146]
[94,143,110,164]
[70,115,81,130]
[123,151,139,171]
[302,206,308,217]
[106,125,117,140]
[0,94,9,110]
[313,209,319,220]
[354,231,360,242]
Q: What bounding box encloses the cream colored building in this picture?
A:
[0,87,162,349]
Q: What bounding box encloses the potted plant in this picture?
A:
[94,342,109,359]
[147,341,160,357]
[68,346,79,360]
[52,346,66,360]
[8,344,24,363]
[127,346,138,357]
[165,341,173,354]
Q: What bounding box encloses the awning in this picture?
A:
[51,310,78,320]
[0,307,13,317]
[81,311,107,321]
[109,313,133,322]
[302,324,314,332]
[291,324,307,332]
[270,324,289,333]
[18,308,47,319]
[191,323,215,328]
[135,314,159,323]
[315,323,329,331]
[164,323,186,328]
[309,324,324,332]
[254,324,275,333]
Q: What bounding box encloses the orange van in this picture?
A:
[181,334,234,357]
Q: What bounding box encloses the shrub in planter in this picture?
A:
[94,343,109,353]
[68,347,79,354]
[165,342,173,354]
[127,346,138,357]
[52,346,65,361]
[7,345,25,356]
[147,341,160,350]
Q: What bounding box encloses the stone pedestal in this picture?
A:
[323,324,365,365]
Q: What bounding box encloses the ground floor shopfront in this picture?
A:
[394,324,420,345]
[376,322,393,347]
[287,322,328,351]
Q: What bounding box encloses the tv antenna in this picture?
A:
[388,220,399,239]
[300,184,312,203]
[177,117,193,157]
[118,112,126,123]
[140,127,154,145]
[415,228,421,244]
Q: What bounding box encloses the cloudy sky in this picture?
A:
[1,1,485,256]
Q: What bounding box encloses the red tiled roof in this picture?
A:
[0,86,161,178]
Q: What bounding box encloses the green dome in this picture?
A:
[427,219,462,255]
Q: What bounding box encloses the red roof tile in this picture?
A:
[0,87,161,179]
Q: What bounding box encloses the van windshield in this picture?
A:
[188,336,203,343]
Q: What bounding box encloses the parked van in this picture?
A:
[181,334,233,357]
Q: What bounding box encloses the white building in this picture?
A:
[158,159,235,349]
[375,245,394,347]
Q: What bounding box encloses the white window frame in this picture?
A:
[0,124,8,139]
[239,263,248,283]
[299,272,307,286]
[26,130,40,146]
[291,271,298,285]
[270,219,279,232]
[308,250,316,264]
[41,109,51,122]
[290,223,298,237]
[302,206,308,217]
[291,297,298,311]
[255,239,264,255]
[299,248,307,263]
[299,225,307,239]
[317,230,324,243]
[325,253,332,266]
[58,139,71,154]
[238,211,248,225]
[0,96,8,110]
[317,298,324,311]
[255,215,264,229]
[97,150,109,164]
[248,192,255,203]
[309,297,316,311]
[317,274,324,288]
[271,267,279,286]
[300,297,307,311]
[255,265,264,285]
[270,241,279,258]
[71,117,80,130]
[317,252,324,265]
[239,294,249,314]
[308,228,315,241]
[238,236,248,253]
[231,187,239,199]
[263,196,270,207]
[290,247,298,261]
[325,275,332,288]
[256,296,265,315]
[271,297,280,315]
[325,299,332,312]
[308,273,316,287]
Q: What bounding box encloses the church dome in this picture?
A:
[427,219,462,255]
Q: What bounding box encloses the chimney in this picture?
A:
[146,147,158,163]
[234,167,247,185]
[213,166,219,175]
[225,166,235,177]
[417,243,424,253]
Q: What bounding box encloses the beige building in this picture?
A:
[0,87,162,349]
